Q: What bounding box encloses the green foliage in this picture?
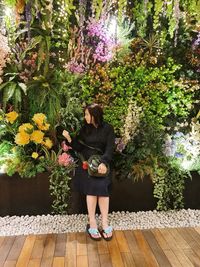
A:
[0,141,13,171]
[92,0,103,20]
[4,147,47,178]
[27,71,61,126]
[114,120,165,179]
[118,0,127,24]
[153,0,163,31]
[0,77,27,111]
[180,0,200,25]
[132,0,153,38]
[114,121,189,210]
[152,159,189,210]
[116,21,135,59]
[3,0,16,6]
[0,140,12,155]
[56,71,83,135]
[81,58,195,135]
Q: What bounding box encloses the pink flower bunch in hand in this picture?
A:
[61,141,72,152]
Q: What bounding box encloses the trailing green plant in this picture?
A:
[153,0,163,32]
[132,0,153,38]
[43,145,76,214]
[117,0,127,24]
[49,165,73,214]
[91,0,103,19]
[152,158,190,211]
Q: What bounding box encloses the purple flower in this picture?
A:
[175,153,184,158]
[86,18,116,63]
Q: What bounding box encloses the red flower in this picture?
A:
[82,161,88,170]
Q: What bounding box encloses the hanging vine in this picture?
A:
[153,0,163,31]
[132,0,153,38]
[117,0,127,24]
[91,0,103,19]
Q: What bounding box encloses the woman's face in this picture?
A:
[84,109,92,124]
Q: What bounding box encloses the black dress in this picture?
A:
[70,122,115,196]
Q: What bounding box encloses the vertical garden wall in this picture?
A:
[0,0,200,214]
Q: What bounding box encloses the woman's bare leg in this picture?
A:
[86,195,101,238]
[98,196,112,238]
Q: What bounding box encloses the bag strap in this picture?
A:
[79,140,103,154]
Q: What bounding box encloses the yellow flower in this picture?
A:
[32,113,50,131]
[30,130,44,144]
[15,132,30,145]
[37,122,50,131]
[18,123,34,133]
[5,111,19,124]
[32,113,46,125]
[42,137,53,149]
[32,152,39,159]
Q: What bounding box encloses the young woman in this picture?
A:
[62,103,115,241]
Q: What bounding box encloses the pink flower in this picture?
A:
[61,141,72,152]
[64,60,85,74]
[58,153,73,166]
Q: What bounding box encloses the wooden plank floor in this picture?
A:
[1,227,200,266]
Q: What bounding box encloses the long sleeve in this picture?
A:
[70,135,84,152]
[101,125,115,164]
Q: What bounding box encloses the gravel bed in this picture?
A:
[0,209,200,236]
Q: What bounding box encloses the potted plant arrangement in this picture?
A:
[0,109,76,215]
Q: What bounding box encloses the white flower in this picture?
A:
[121,100,141,145]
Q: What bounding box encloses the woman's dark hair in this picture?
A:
[84,103,103,126]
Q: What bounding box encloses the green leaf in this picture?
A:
[14,86,22,109]
[37,40,45,71]
[0,81,10,91]
[2,82,16,107]
[18,83,27,95]
[20,36,43,61]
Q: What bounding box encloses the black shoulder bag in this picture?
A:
[78,140,110,178]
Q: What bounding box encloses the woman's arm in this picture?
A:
[101,125,115,164]
[62,130,84,152]
[62,130,72,143]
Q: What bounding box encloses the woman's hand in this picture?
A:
[62,130,72,143]
[98,163,107,174]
